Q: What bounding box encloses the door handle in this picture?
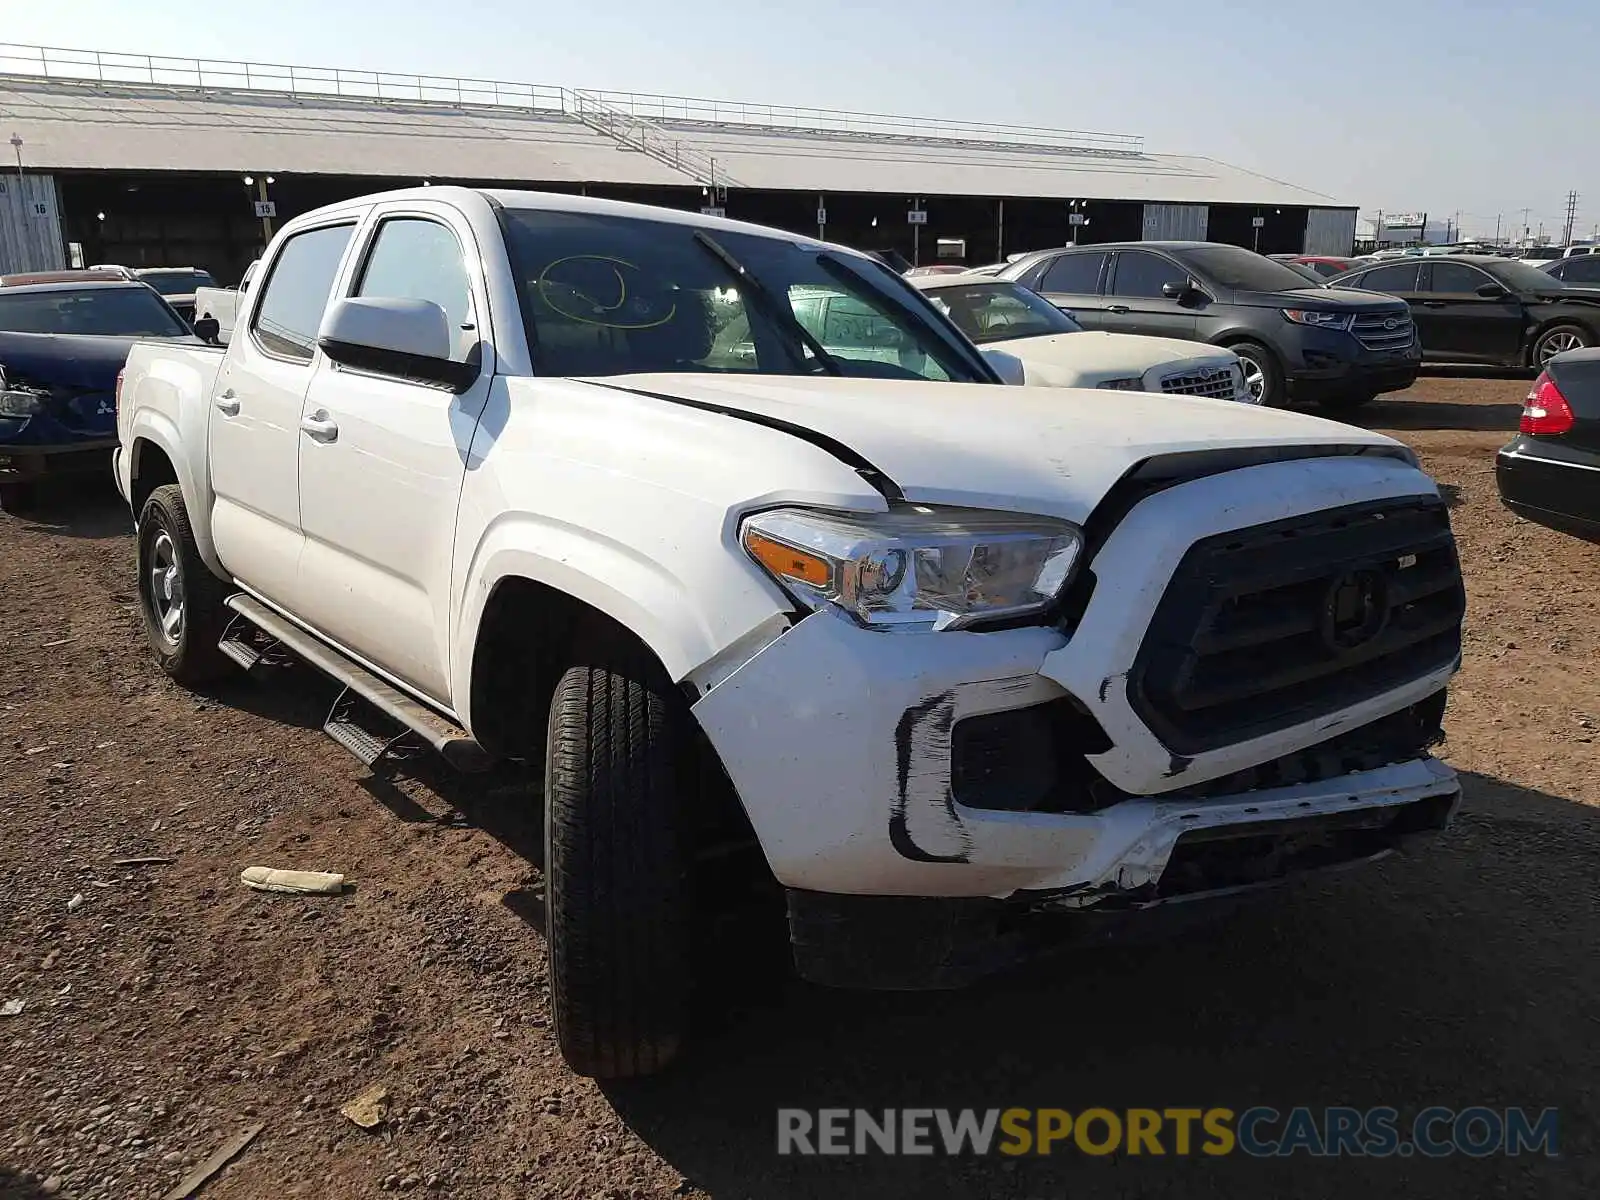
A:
[1107,304,1130,314]
[214,389,240,416]
[299,411,339,442]
[1420,300,1448,307]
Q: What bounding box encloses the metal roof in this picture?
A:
[0,77,689,185]
[650,120,1340,205]
[0,53,1345,208]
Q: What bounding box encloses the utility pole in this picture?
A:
[1494,212,1501,244]
[1562,190,1579,248]
[1521,207,1532,242]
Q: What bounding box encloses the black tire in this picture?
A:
[136,483,234,685]
[543,649,692,1079]
[0,481,38,513]
[1530,323,1591,369]
[1315,390,1377,415]
[1229,340,1285,407]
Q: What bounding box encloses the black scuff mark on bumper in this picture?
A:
[889,691,971,864]
[1164,752,1194,778]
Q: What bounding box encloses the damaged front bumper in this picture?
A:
[692,607,1459,899]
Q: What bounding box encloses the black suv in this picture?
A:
[997,242,1420,410]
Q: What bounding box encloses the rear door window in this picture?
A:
[1348,262,1420,294]
[1038,252,1106,295]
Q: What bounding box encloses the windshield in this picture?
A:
[137,270,216,296]
[499,209,990,382]
[0,287,189,337]
[1181,245,1325,292]
[923,281,1083,343]
[1491,259,1575,291]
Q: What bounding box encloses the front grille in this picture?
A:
[1130,498,1464,755]
[1351,307,1414,351]
[1159,364,1240,401]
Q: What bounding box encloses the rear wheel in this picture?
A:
[136,484,234,685]
[1229,341,1284,407]
[1531,324,1590,368]
[543,646,693,1079]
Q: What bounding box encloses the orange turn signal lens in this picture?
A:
[743,530,833,589]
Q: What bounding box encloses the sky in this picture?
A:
[4,0,1596,241]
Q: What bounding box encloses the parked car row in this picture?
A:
[993,241,1419,409]
[1328,255,1600,369]
[105,187,1466,1080]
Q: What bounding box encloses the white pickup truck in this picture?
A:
[116,188,1466,1079]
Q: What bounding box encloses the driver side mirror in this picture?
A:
[1475,282,1510,299]
[1161,280,1199,301]
[317,297,479,393]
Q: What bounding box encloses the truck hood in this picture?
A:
[990,331,1235,386]
[602,374,1405,524]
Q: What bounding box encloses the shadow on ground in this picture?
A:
[2,475,130,540]
[598,769,1595,1200]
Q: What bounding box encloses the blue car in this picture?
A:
[0,276,196,510]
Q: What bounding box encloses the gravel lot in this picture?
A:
[1,374,1596,1199]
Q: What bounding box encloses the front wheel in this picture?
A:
[1229,341,1284,407]
[136,484,234,685]
[543,649,693,1079]
[1531,324,1590,368]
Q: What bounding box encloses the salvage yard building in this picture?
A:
[0,45,1358,280]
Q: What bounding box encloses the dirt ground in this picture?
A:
[1,374,1597,1200]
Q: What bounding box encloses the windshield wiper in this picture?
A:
[691,231,843,376]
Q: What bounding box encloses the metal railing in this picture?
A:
[572,89,1144,156]
[0,44,566,111]
[568,90,733,188]
[0,42,1144,160]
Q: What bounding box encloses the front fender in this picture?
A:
[451,513,789,732]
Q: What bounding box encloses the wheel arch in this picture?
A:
[126,413,225,577]
[1525,317,1597,368]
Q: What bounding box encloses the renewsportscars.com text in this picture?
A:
[776,1106,1558,1158]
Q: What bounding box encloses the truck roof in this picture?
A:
[292,185,877,262]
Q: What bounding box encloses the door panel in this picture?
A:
[1100,250,1198,340]
[1033,251,1108,327]
[295,211,490,704]
[208,222,357,602]
[1417,262,1525,362]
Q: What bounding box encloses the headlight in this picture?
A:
[1095,377,1145,391]
[740,506,1083,631]
[0,388,44,417]
[1282,308,1353,331]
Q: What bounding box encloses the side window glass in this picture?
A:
[1110,251,1188,298]
[1426,262,1490,294]
[1566,257,1600,283]
[787,285,951,381]
[251,224,356,361]
[355,218,477,362]
[1039,252,1105,295]
[1353,263,1419,293]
